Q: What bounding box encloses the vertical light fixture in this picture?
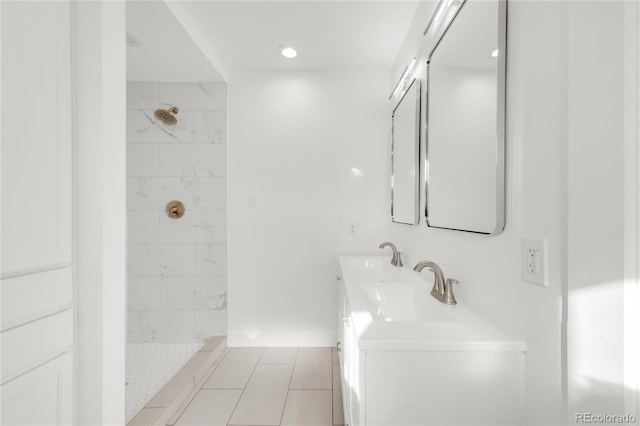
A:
[389,57,417,100]
[423,0,465,36]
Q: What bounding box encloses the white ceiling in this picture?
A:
[126,1,224,82]
[127,1,420,81]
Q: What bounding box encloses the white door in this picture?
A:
[1,1,74,424]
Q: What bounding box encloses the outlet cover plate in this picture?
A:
[522,238,548,287]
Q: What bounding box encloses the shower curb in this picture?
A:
[127,336,228,426]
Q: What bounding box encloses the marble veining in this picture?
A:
[159,82,226,111]
[195,244,227,277]
[128,244,196,277]
[127,109,195,144]
[195,311,227,341]
[128,81,227,343]
[131,310,197,343]
[158,144,226,177]
[158,211,226,244]
[194,177,226,210]
[127,176,195,210]
[198,289,227,310]
[194,110,226,144]
[160,277,227,310]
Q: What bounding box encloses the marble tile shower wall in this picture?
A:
[127,82,227,343]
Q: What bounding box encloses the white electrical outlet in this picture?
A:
[523,238,548,287]
[347,222,356,236]
[527,248,539,273]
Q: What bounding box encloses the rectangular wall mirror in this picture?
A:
[391,79,421,225]
[425,0,506,234]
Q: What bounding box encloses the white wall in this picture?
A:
[389,1,568,424]
[227,70,389,346]
[566,1,632,419]
[623,1,640,418]
[390,1,639,424]
[73,2,127,424]
[127,81,228,343]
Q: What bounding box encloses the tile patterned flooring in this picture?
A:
[126,343,204,423]
[174,347,344,426]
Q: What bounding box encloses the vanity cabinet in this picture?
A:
[337,257,526,426]
[337,277,365,426]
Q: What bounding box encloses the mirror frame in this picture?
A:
[424,0,507,234]
[391,78,421,225]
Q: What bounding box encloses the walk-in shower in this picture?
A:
[125,79,227,421]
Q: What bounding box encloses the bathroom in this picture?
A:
[1,0,639,425]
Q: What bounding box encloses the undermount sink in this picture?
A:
[359,282,455,322]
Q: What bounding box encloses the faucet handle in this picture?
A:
[443,278,459,305]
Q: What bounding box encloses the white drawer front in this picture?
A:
[1,351,73,425]
[1,309,74,384]
[1,267,73,332]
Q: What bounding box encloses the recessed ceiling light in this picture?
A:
[280,46,297,59]
[491,48,499,58]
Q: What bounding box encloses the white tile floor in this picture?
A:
[126,343,203,423]
[174,347,344,426]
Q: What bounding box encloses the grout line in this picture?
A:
[128,142,227,145]
[192,310,196,341]
[170,382,198,426]
[288,388,333,390]
[278,347,300,425]
[128,108,227,113]
[213,346,231,364]
[128,275,227,279]
[292,347,300,366]
[155,210,161,245]
[332,361,335,426]
[257,347,267,365]
[258,362,297,365]
[170,347,227,424]
[225,347,265,425]
[131,340,221,425]
[200,387,245,391]
[193,244,197,282]
[286,388,333,391]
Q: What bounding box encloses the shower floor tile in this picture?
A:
[126,343,203,423]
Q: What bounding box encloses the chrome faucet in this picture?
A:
[413,261,458,305]
[378,242,403,267]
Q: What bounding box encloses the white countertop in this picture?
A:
[339,255,526,352]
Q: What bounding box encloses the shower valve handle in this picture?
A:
[166,200,185,219]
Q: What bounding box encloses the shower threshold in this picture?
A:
[127,337,227,426]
